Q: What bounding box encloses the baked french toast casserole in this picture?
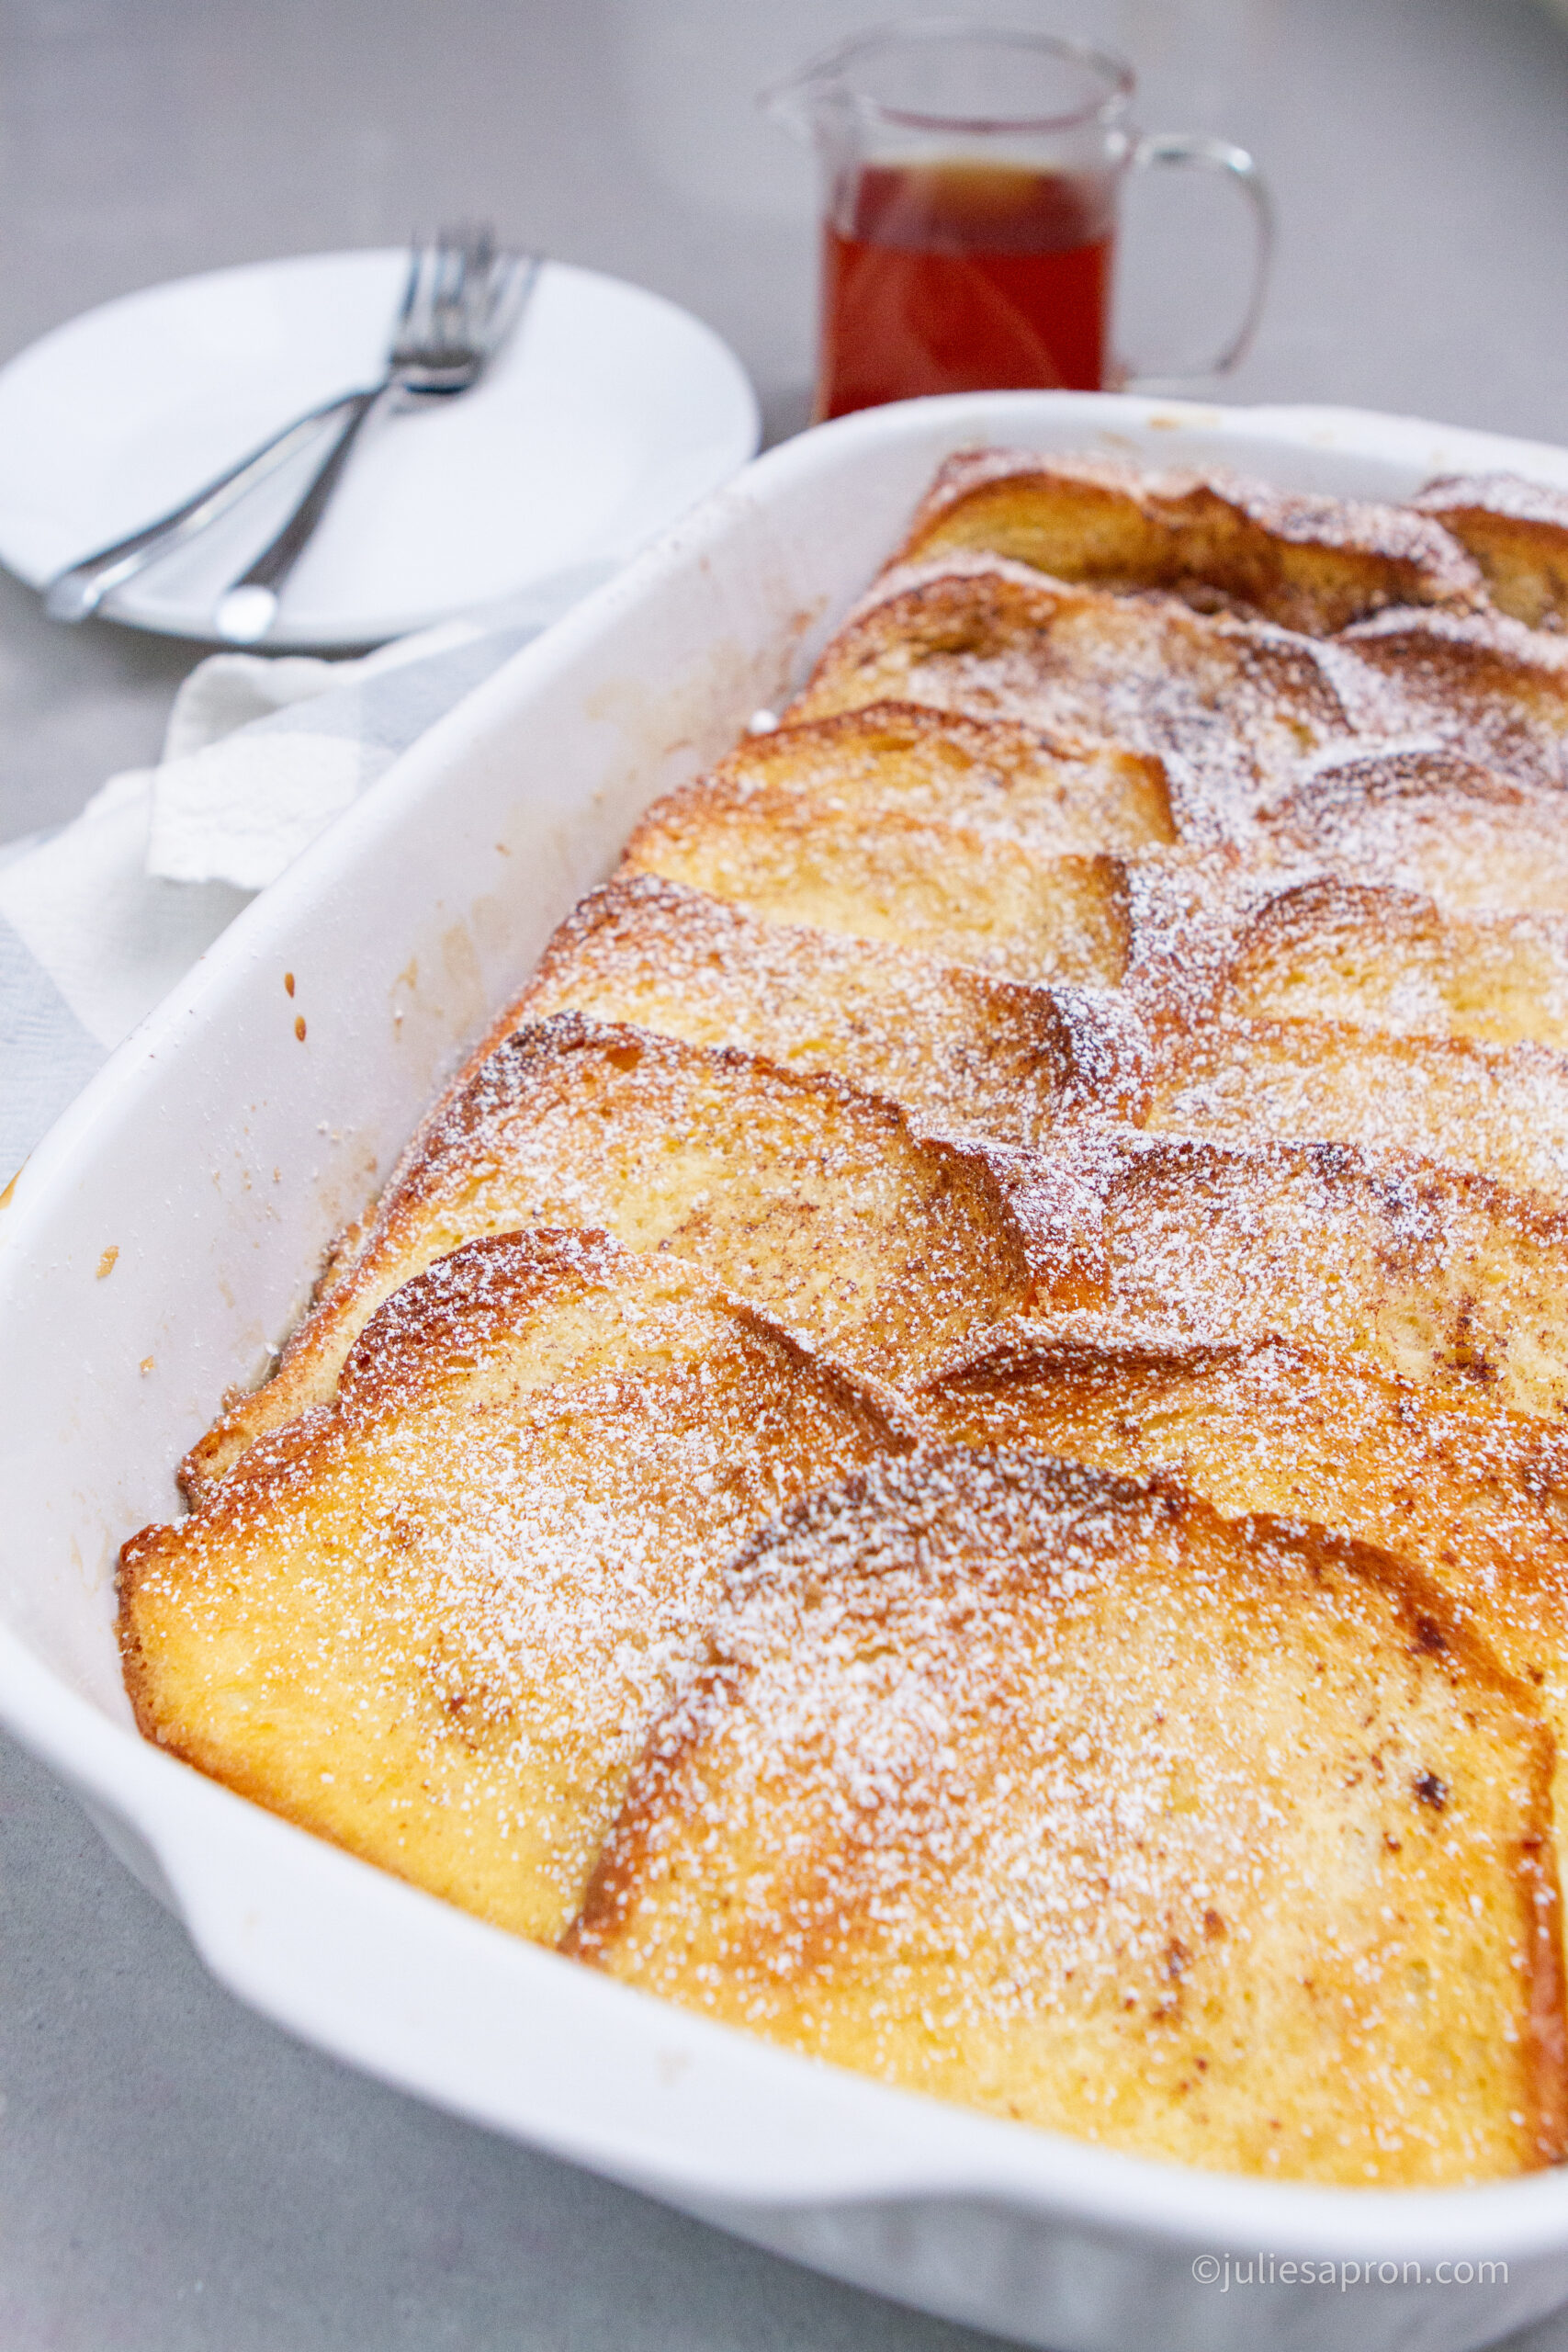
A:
[118,451,1568,2188]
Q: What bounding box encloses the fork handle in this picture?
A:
[41,387,374,624]
[213,383,388,644]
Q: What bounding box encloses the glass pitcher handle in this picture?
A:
[1122,134,1275,385]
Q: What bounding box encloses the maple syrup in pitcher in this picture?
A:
[819,159,1117,420]
[765,24,1271,426]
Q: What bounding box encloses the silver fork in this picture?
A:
[44,226,539,639]
[213,227,537,644]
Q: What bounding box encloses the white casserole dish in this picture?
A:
[6,391,1568,2352]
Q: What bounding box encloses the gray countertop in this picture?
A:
[5,2,1568,2345]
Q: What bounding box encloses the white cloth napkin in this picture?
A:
[0,568,610,1177]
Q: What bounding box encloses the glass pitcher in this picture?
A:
[763,19,1273,421]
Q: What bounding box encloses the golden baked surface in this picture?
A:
[1141,1016,1568,1212]
[1411,474,1568,630]
[1254,745,1568,916]
[126,1230,917,1940]
[1010,1125,1568,1421]
[897,451,1485,632]
[516,872,1147,1146]
[568,1446,1563,2183]
[182,1011,1036,1498]
[918,1322,1568,1839]
[122,446,1568,2186]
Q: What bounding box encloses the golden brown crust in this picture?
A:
[915,1317,1568,2115]
[682,702,1177,852]
[788,555,1359,833]
[898,450,1485,633]
[1140,1014,1568,1213]
[916,1319,1568,1693]
[1010,1125,1568,1421]
[610,741,1568,1060]
[624,791,1134,991]
[794,554,1568,833]
[125,1231,920,1943]
[568,1444,1562,2183]
[509,871,1149,1145]
[1213,874,1568,1052]
[1413,473,1568,631]
[180,1012,1039,1499]
[1257,745,1568,917]
[1337,605,1568,788]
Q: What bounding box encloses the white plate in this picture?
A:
[0,249,760,649]
[8,395,1568,2352]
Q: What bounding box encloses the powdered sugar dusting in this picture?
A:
[124,448,1568,2186]
[127,1232,919,1939]
[573,1446,1551,2179]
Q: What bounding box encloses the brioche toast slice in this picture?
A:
[622,747,1568,1056]
[786,555,1359,827]
[794,557,1568,815]
[516,876,1568,1213]
[918,1322,1568,1750]
[1257,745,1568,916]
[1213,875,1568,1052]
[567,1447,1563,2185]
[1412,474,1568,631]
[1015,1127,1568,1421]
[1140,1016,1568,1213]
[896,451,1483,633]
[123,1231,918,1942]
[509,873,1147,1147]
[1337,606,1568,789]
[183,1013,1037,1499]
[691,703,1175,853]
[621,790,1132,990]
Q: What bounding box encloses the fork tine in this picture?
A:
[446,223,481,288]
[394,239,423,331]
[397,233,443,353]
[451,232,482,344]
[386,222,533,374]
[479,252,542,357]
